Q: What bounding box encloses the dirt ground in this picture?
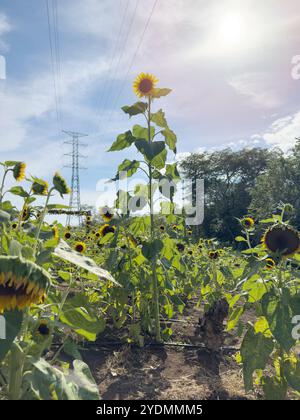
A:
[81,299,256,400]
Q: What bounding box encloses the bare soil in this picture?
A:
[81,299,257,400]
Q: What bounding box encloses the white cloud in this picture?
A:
[261,111,300,152]
[228,72,283,109]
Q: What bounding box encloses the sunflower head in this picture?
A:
[176,243,185,252]
[74,242,86,254]
[99,207,114,222]
[21,206,30,221]
[0,256,50,312]
[64,231,71,240]
[11,222,18,230]
[262,224,300,257]
[133,73,158,98]
[265,258,276,270]
[53,172,71,196]
[209,251,219,260]
[187,230,192,236]
[13,162,26,182]
[37,320,50,336]
[241,217,255,229]
[159,225,165,232]
[172,225,178,231]
[99,224,116,237]
[32,179,49,196]
[188,250,193,256]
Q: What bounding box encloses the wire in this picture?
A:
[95,0,131,133]
[46,0,62,131]
[106,0,159,125]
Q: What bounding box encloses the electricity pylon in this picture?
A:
[63,130,88,226]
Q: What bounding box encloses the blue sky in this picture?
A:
[0,0,300,209]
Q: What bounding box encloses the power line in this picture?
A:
[46,0,61,131]
[98,0,140,135]
[95,0,131,134]
[106,0,159,125]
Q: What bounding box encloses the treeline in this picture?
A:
[180,139,300,244]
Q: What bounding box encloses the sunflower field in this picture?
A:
[0,74,300,401]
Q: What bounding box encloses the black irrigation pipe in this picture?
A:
[76,340,239,354]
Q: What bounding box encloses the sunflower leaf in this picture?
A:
[122,102,148,117]
[108,130,136,152]
[151,88,172,98]
[151,109,168,128]
[135,140,165,162]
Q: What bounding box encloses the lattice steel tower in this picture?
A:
[63,130,88,226]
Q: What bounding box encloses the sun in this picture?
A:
[218,12,245,47]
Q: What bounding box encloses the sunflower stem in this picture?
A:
[33,187,54,256]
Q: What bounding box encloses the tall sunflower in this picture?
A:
[74,242,86,254]
[99,224,116,237]
[133,73,158,98]
[13,162,26,182]
[262,224,300,257]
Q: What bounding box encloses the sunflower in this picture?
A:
[0,256,50,312]
[99,224,116,237]
[172,225,178,231]
[99,207,114,222]
[262,224,300,257]
[64,231,71,240]
[21,206,30,221]
[53,172,71,196]
[37,320,50,336]
[159,225,165,232]
[265,258,276,270]
[209,251,219,260]
[241,217,255,229]
[133,72,158,98]
[86,215,92,223]
[176,243,185,252]
[74,242,86,254]
[11,222,18,229]
[188,250,193,256]
[187,230,192,236]
[13,162,26,182]
[32,179,48,196]
[95,232,100,239]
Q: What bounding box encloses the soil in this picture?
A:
[80,299,257,400]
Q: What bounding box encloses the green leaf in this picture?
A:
[262,288,296,351]
[0,310,23,361]
[165,163,180,180]
[122,101,148,117]
[152,148,167,170]
[8,186,29,198]
[108,130,136,152]
[226,306,244,331]
[112,159,140,181]
[283,357,300,392]
[262,376,287,400]
[135,140,165,162]
[0,210,10,223]
[9,239,23,257]
[132,124,155,141]
[151,109,168,128]
[161,128,177,153]
[142,239,163,261]
[235,236,247,242]
[151,88,172,98]
[60,305,106,341]
[240,325,274,391]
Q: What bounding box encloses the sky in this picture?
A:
[0,0,300,211]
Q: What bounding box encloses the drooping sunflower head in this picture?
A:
[21,205,30,221]
[0,256,50,312]
[262,224,300,257]
[36,320,50,336]
[74,242,86,254]
[133,72,158,98]
[176,243,185,253]
[99,207,114,222]
[241,217,255,230]
[209,250,219,260]
[99,224,116,237]
[265,258,276,270]
[32,179,49,196]
[53,172,71,196]
[13,162,26,182]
